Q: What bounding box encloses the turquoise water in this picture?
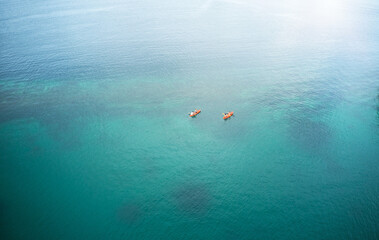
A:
[1,0,379,239]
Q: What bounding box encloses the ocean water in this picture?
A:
[0,0,378,239]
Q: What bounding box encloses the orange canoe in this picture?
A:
[189,109,201,117]
[223,112,234,119]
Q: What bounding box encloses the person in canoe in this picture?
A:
[223,111,234,119]
[189,109,201,117]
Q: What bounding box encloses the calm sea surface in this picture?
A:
[1,0,378,239]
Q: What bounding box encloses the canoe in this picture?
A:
[189,109,201,117]
[223,112,234,119]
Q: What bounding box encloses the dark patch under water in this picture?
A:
[141,157,160,178]
[288,117,332,151]
[118,203,142,224]
[173,183,211,215]
[325,156,344,175]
